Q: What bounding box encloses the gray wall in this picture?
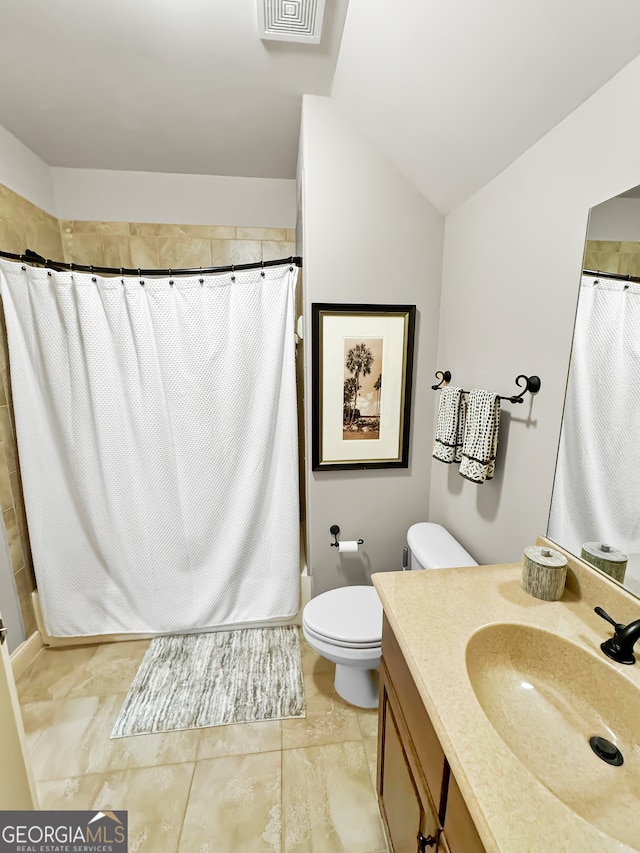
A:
[429,55,640,565]
[299,96,445,594]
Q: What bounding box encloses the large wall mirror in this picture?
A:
[547,185,640,597]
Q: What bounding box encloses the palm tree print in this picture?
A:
[345,342,374,425]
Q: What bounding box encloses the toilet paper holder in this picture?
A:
[330,525,364,548]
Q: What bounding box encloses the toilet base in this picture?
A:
[334,662,379,709]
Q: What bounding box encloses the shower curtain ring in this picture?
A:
[231,264,236,282]
[260,260,265,277]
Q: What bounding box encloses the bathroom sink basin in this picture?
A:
[466,623,640,848]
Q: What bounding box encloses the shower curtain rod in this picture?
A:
[583,268,640,284]
[0,248,302,278]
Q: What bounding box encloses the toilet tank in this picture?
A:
[407,522,477,570]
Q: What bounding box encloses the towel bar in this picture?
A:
[431,371,541,404]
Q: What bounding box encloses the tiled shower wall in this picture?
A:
[58,221,296,270]
[584,240,640,276]
[0,184,63,638]
[0,181,295,641]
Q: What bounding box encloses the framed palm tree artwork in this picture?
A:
[311,303,416,470]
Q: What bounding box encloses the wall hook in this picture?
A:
[431,370,452,390]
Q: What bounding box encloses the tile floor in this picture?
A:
[17,633,387,853]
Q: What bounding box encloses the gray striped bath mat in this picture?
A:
[111,626,305,737]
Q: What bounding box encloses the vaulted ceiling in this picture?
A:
[332,0,640,212]
[2,0,640,212]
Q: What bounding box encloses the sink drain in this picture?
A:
[589,736,623,766]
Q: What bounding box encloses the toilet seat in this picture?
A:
[302,621,381,650]
[303,586,382,646]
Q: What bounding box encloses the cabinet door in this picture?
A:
[442,774,486,853]
[382,617,446,809]
[380,697,422,853]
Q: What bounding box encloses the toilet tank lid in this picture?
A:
[407,522,477,568]
[304,586,382,644]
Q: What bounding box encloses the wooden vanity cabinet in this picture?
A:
[377,617,486,853]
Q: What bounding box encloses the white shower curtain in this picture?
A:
[0,260,300,637]
[548,275,640,556]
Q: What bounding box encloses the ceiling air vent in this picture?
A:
[257,0,326,44]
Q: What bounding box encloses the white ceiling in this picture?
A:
[0,0,348,179]
[3,0,640,212]
[332,0,640,213]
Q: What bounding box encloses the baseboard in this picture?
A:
[10,630,44,680]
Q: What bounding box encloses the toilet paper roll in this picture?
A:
[338,540,359,553]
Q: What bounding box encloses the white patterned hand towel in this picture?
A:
[433,387,467,463]
[459,390,501,483]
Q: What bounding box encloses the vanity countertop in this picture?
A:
[372,547,640,853]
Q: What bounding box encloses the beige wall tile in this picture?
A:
[129,236,159,269]
[3,430,17,475]
[286,229,296,242]
[179,753,281,853]
[210,239,233,266]
[58,220,73,237]
[0,219,25,254]
[237,226,287,241]
[4,506,24,573]
[229,240,262,265]
[21,535,34,581]
[0,404,16,462]
[131,222,236,239]
[61,233,105,266]
[41,210,60,233]
[71,221,129,236]
[587,240,621,254]
[157,238,212,269]
[14,567,36,637]
[262,241,296,262]
[619,252,640,276]
[0,455,13,512]
[620,241,640,254]
[102,236,132,269]
[0,321,10,409]
[585,251,620,274]
[23,220,64,262]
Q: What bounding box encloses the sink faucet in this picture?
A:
[595,607,640,665]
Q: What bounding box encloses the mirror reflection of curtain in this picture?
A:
[549,275,640,557]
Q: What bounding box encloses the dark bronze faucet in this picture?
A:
[595,607,640,665]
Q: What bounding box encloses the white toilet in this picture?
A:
[302,522,477,709]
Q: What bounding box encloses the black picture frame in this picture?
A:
[311,303,416,471]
